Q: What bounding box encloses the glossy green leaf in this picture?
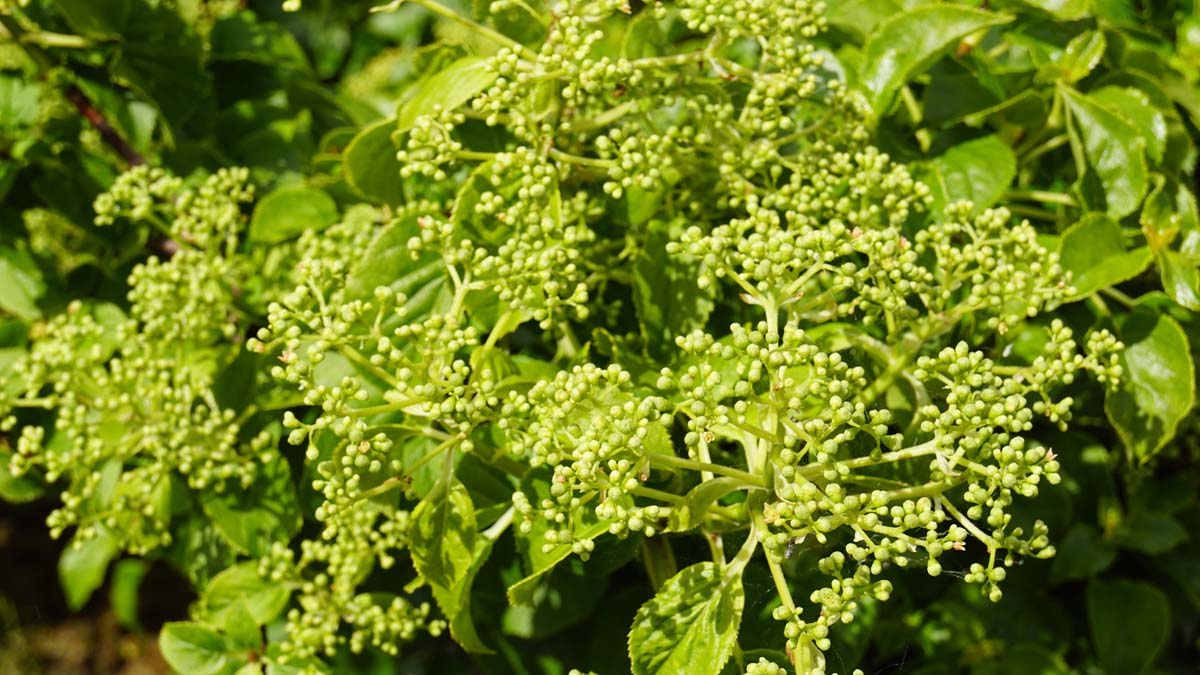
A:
[1105,311,1196,462]
[396,57,498,133]
[249,186,338,243]
[1062,86,1148,218]
[628,562,744,675]
[924,135,1016,212]
[1086,579,1170,674]
[1057,214,1153,299]
[344,117,406,204]
[1089,87,1167,164]
[859,6,1012,116]
[203,561,292,626]
[159,621,231,675]
[1060,31,1106,84]
[59,529,120,611]
[634,221,715,361]
[201,457,301,557]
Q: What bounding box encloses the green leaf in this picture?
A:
[1112,510,1187,554]
[1057,214,1153,299]
[667,477,745,533]
[634,221,715,361]
[0,244,46,320]
[1059,31,1106,84]
[501,560,609,639]
[0,75,40,132]
[201,458,301,557]
[54,0,209,134]
[1088,87,1167,165]
[1159,250,1200,310]
[923,135,1016,213]
[1105,311,1196,462]
[59,529,120,611]
[209,11,310,68]
[159,622,231,675]
[203,561,292,626]
[344,117,406,204]
[859,6,1011,116]
[1013,0,1090,20]
[1086,579,1170,675]
[508,469,610,605]
[109,559,148,631]
[343,214,446,319]
[628,562,745,675]
[395,57,499,133]
[0,450,46,503]
[1049,524,1115,584]
[249,186,338,244]
[1062,86,1149,218]
[410,479,476,591]
[222,599,263,651]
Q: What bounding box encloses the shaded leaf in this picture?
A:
[634,221,715,361]
[1086,579,1169,675]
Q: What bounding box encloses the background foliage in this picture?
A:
[1,1,1198,674]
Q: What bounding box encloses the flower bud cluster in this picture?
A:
[503,364,671,548]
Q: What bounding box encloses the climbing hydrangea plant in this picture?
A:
[2,0,1197,674]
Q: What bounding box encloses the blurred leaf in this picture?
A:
[1111,510,1187,554]
[1050,524,1116,584]
[109,558,148,631]
[249,185,338,244]
[0,244,46,320]
[203,561,291,626]
[159,622,231,675]
[201,458,300,557]
[1059,31,1106,84]
[344,117,406,204]
[1086,579,1169,674]
[396,57,499,133]
[59,528,120,611]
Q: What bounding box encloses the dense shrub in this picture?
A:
[1,1,1197,674]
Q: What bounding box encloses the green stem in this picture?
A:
[1004,189,1078,208]
[380,0,538,60]
[647,453,767,488]
[794,439,940,480]
[1100,286,1136,308]
[483,505,515,541]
